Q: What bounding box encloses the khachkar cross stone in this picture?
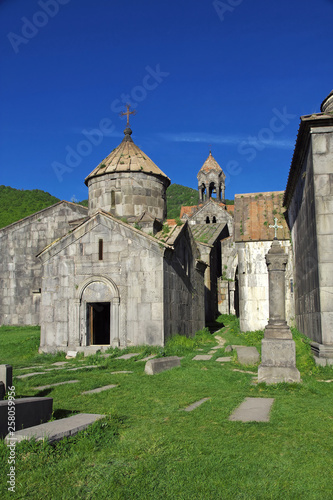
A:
[258,239,300,384]
[269,217,283,239]
[120,104,137,127]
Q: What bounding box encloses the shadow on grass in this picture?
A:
[53,409,80,420]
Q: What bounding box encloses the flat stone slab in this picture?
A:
[229,397,275,422]
[192,355,212,361]
[67,365,99,371]
[16,372,46,379]
[5,413,105,443]
[116,353,140,360]
[110,371,133,375]
[17,366,44,371]
[318,379,333,383]
[145,356,181,375]
[33,380,79,390]
[81,385,117,395]
[235,346,260,365]
[216,357,232,362]
[52,362,69,366]
[182,398,210,412]
[1,397,53,439]
[232,369,257,374]
[215,335,226,345]
[136,355,157,362]
[66,351,78,359]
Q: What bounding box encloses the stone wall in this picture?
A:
[287,129,333,346]
[237,240,294,332]
[39,214,165,352]
[87,171,167,221]
[0,202,88,326]
[163,225,205,341]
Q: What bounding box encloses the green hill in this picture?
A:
[0,186,60,229]
[166,184,199,219]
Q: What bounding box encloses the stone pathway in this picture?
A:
[33,380,79,390]
[16,372,46,379]
[216,357,232,362]
[81,385,117,395]
[182,398,210,412]
[229,397,274,422]
[192,355,212,361]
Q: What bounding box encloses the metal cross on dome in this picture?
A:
[120,104,137,127]
[269,217,283,239]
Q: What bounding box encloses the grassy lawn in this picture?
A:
[0,317,333,499]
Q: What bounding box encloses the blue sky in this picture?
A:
[1,0,332,202]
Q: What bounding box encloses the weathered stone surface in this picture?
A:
[0,364,12,391]
[66,351,78,359]
[116,353,140,360]
[216,357,232,362]
[81,385,117,395]
[16,372,46,379]
[229,397,274,422]
[145,356,181,375]
[258,366,301,384]
[33,380,79,390]
[225,345,232,352]
[0,397,53,439]
[5,413,104,443]
[192,355,212,361]
[182,398,210,412]
[52,362,68,366]
[235,346,260,365]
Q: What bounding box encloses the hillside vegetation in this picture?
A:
[0,184,234,228]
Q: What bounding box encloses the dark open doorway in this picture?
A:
[87,302,110,345]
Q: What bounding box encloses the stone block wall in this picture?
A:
[287,128,333,346]
[0,202,88,326]
[237,240,294,332]
[39,215,165,352]
[88,172,167,221]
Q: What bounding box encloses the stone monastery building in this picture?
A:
[0,91,332,364]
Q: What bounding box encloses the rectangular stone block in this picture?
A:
[0,365,13,392]
[260,339,297,367]
[0,397,53,439]
[145,356,181,375]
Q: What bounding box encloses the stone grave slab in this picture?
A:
[116,353,140,360]
[182,398,210,412]
[145,356,181,375]
[16,372,46,379]
[52,362,68,366]
[229,397,274,422]
[81,385,118,395]
[136,355,157,362]
[33,380,79,390]
[235,346,260,365]
[5,413,105,443]
[192,355,212,361]
[110,371,133,375]
[0,364,13,391]
[67,365,98,371]
[66,351,78,359]
[0,397,53,439]
[216,357,232,362]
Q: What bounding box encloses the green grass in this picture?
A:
[1,320,333,499]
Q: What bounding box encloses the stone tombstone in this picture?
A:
[0,364,13,393]
[258,239,300,384]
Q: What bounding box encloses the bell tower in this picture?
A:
[197,151,226,203]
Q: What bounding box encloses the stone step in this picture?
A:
[5,413,105,444]
[229,397,274,422]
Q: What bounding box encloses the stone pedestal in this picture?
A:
[258,240,300,384]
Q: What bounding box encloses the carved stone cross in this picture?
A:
[269,217,283,239]
[120,104,137,127]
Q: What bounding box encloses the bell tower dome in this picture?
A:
[197,151,226,203]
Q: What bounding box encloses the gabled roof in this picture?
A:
[190,223,227,246]
[234,191,289,242]
[85,128,170,186]
[0,201,88,234]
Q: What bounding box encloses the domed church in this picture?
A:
[37,112,206,353]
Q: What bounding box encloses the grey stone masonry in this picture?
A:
[145,356,181,375]
[258,240,300,384]
[0,364,13,392]
[235,346,260,365]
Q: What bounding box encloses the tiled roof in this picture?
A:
[85,128,170,186]
[180,205,202,218]
[234,191,289,242]
[198,152,224,176]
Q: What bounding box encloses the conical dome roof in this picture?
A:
[85,128,170,186]
[321,90,333,113]
[198,152,224,176]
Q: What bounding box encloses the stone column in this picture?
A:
[258,240,300,384]
[229,281,236,315]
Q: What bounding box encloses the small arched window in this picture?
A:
[111,191,115,209]
[206,216,210,224]
[212,216,217,224]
